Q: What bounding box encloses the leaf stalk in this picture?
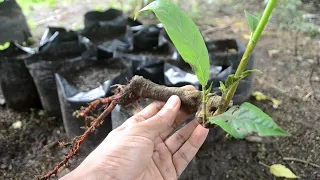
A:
[202,87,207,126]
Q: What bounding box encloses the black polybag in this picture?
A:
[132,24,165,52]
[81,9,128,45]
[25,27,91,116]
[114,51,170,85]
[127,17,142,27]
[0,42,41,111]
[111,24,176,85]
[0,0,32,44]
[55,53,132,151]
[164,39,254,104]
[38,27,88,56]
[97,26,134,56]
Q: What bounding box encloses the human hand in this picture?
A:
[61,86,209,180]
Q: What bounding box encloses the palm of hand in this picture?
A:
[63,90,208,180]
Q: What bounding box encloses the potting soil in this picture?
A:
[72,66,123,92]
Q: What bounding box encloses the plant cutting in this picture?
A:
[42,0,290,179]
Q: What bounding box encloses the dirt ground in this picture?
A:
[179,14,320,179]
[0,0,319,179]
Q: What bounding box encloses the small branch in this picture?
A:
[283,157,320,168]
[309,55,319,101]
[274,141,298,175]
[245,136,263,143]
[259,161,270,168]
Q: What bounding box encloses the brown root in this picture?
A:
[41,101,117,180]
[114,75,222,113]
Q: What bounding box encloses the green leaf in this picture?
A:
[245,10,260,34]
[225,69,261,90]
[270,164,298,179]
[225,74,236,88]
[135,0,210,87]
[242,69,261,77]
[209,102,291,138]
[0,42,10,51]
[204,82,213,96]
[219,81,227,94]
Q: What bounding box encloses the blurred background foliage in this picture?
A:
[0,0,318,39]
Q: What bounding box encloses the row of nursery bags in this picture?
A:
[0,9,254,148]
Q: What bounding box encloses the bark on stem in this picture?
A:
[115,76,222,113]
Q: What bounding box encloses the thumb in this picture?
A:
[139,95,181,140]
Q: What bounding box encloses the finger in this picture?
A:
[152,142,178,180]
[136,101,165,119]
[138,95,181,140]
[155,109,192,143]
[181,85,196,91]
[124,101,165,125]
[128,85,194,125]
[165,119,199,154]
[156,85,196,141]
[173,125,209,177]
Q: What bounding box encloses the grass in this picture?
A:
[16,0,62,15]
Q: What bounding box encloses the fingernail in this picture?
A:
[164,95,178,109]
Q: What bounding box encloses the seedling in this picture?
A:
[0,42,10,51]
[42,0,290,179]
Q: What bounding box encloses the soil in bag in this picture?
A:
[55,53,132,151]
[0,42,41,111]
[25,27,90,116]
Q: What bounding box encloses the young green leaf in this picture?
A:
[204,82,213,96]
[220,69,260,100]
[242,69,261,77]
[245,10,260,34]
[209,102,291,138]
[225,74,236,88]
[135,0,210,87]
[225,69,261,89]
[0,42,10,51]
[270,164,298,179]
[219,81,227,94]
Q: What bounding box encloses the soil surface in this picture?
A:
[0,0,319,180]
[72,66,122,91]
[0,104,83,179]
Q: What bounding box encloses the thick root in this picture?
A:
[115,75,222,113]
